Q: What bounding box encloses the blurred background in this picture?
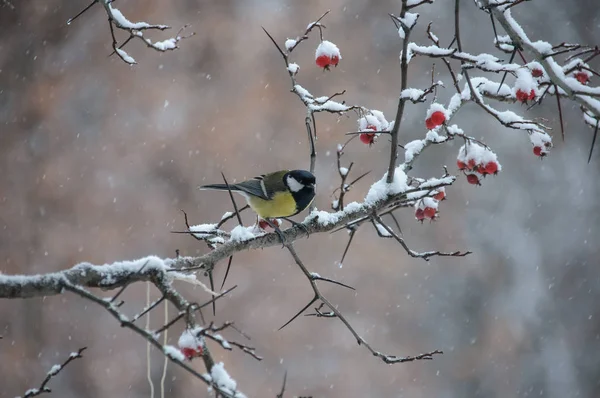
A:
[1,0,599,397]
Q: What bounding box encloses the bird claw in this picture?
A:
[264,219,286,247]
[282,217,310,238]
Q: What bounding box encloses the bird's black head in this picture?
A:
[283,170,316,215]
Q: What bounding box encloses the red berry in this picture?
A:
[434,191,445,201]
[425,118,436,130]
[258,219,280,229]
[531,68,543,78]
[258,219,269,230]
[467,159,476,170]
[423,207,436,219]
[533,146,546,157]
[516,89,535,103]
[360,133,376,145]
[466,174,480,185]
[430,111,446,126]
[330,55,340,66]
[516,89,528,102]
[484,161,498,175]
[415,208,425,221]
[181,347,203,360]
[366,125,377,131]
[457,160,467,170]
[574,71,589,84]
[316,55,331,68]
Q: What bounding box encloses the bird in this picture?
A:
[199,169,316,221]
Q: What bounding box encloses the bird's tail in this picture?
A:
[198,183,241,191]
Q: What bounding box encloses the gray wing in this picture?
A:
[233,177,270,200]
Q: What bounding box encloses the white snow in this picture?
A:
[294,84,313,100]
[229,225,255,242]
[339,167,349,177]
[426,103,448,119]
[189,223,218,237]
[116,48,136,65]
[309,100,349,112]
[397,13,418,39]
[151,38,177,51]
[457,143,501,171]
[178,328,203,350]
[513,67,538,96]
[108,5,167,30]
[287,63,299,74]
[404,139,426,163]
[315,40,341,60]
[401,88,425,101]
[406,43,454,62]
[48,364,62,376]
[365,167,409,206]
[285,39,297,51]
[374,222,392,237]
[358,111,390,132]
[164,345,186,362]
[446,124,463,136]
[211,362,238,391]
[529,131,553,147]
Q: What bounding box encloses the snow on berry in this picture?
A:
[516,89,535,103]
[527,61,544,78]
[513,68,538,103]
[358,111,391,131]
[315,40,341,69]
[457,143,502,176]
[415,199,438,221]
[425,103,448,129]
[574,71,591,85]
[529,131,552,156]
[415,197,439,221]
[178,328,204,360]
[433,188,446,201]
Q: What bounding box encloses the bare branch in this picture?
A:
[19,347,87,398]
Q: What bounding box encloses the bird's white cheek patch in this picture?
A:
[286,176,304,192]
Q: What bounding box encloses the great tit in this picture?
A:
[199,170,316,219]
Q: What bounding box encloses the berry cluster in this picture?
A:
[415,198,439,222]
[457,143,502,186]
[516,89,535,103]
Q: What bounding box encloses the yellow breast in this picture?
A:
[247,191,297,219]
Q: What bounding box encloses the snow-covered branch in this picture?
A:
[67,0,194,64]
[480,0,600,119]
